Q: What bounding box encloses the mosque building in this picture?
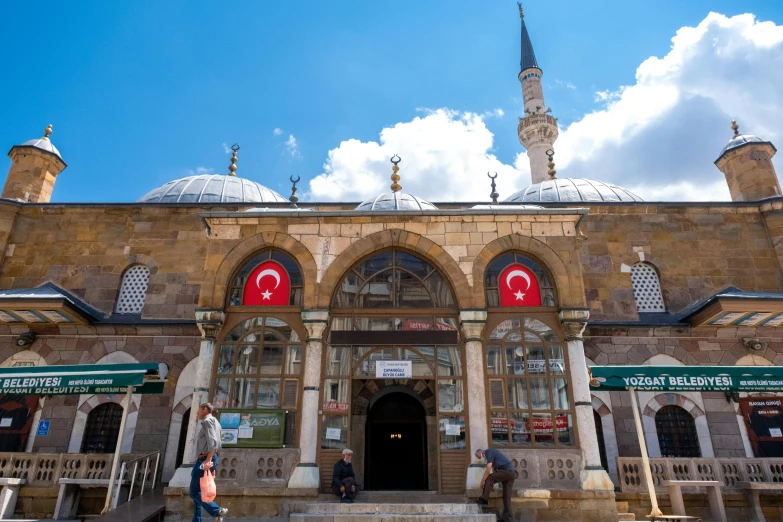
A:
[2,5,783,522]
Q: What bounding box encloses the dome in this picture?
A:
[716,134,771,162]
[19,137,63,160]
[506,178,643,203]
[471,204,544,210]
[355,192,438,211]
[138,174,288,204]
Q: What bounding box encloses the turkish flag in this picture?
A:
[242,261,290,306]
[498,264,541,307]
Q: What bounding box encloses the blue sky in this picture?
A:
[2,1,783,203]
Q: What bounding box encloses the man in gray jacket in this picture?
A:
[190,403,228,522]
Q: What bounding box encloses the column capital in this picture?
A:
[459,309,487,342]
[195,308,225,340]
[302,309,329,341]
[559,308,589,341]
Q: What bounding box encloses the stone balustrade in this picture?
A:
[617,456,783,492]
[0,453,154,488]
[215,449,298,487]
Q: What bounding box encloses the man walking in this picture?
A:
[332,449,359,503]
[475,448,516,522]
[191,403,228,522]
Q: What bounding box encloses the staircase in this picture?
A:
[615,501,635,521]
[291,491,495,522]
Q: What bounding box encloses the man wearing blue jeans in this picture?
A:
[190,403,228,522]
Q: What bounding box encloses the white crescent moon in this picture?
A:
[256,268,281,290]
[505,269,531,291]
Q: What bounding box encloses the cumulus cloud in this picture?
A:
[273,128,283,136]
[309,12,783,202]
[187,166,215,176]
[285,134,301,158]
[555,79,577,90]
[221,143,231,154]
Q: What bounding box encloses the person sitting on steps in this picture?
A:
[332,448,360,503]
[475,448,516,522]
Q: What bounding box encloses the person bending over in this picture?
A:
[475,448,516,522]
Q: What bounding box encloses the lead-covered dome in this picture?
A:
[716,134,771,162]
[506,178,642,203]
[355,192,438,211]
[138,174,288,203]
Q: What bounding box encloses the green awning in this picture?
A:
[589,365,783,392]
[0,363,166,395]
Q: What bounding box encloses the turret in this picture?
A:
[715,120,779,202]
[516,3,559,184]
[2,125,66,203]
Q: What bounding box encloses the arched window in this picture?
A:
[630,262,665,312]
[212,316,302,445]
[594,410,609,471]
[485,252,556,307]
[228,250,304,307]
[485,317,574,448]
[331,249,455,309]
[81,403,124,453]
[655,405,701,458]
[115,265,150,314]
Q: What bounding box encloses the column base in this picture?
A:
[465,463,486,491]
[168,465,194,488]
[580,467,614,491]
[288,464,320,489]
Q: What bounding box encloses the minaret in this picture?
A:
[2,125,67,203]
[516,3,558,184]
[715,120,780,202]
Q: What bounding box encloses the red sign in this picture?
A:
[242,261,290,306]
[498,264,541,307]
[323,401,349,413]
[491,416,568,433]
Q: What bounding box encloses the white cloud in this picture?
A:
[221,143,231,154]
[309,12,783,202]
[285,134,301,158]
[555,79,577,90]
[187,166,215,176]
[273,128,283,136]
[481,108,505,119]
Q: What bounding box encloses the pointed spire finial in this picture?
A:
[228,143,239,176]
[517,2,524,19]
[546,149,557,179]
[731,120,740,137]
[390,155,402,193]
[289,175,300,207]
[43,124,53,141]
[488,172,499,205]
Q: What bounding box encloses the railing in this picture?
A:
[617,457,783,492]
[112,451,160,509]
[0,453,152,488]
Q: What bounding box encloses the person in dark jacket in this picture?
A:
[475,448,516,522]
[332,449,359,503]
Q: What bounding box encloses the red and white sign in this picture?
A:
[498,264,541,307]
[323,401,349,414]
[242,261,290,306]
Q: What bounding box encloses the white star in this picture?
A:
[261,289,272,300]
[514,290,525,301]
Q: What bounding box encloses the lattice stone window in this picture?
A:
[81,403,123,453]
[630,262,665,312]
[115,265,151,315]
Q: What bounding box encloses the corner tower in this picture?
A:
[715,120,779,202]
[2,125,67,203]
[516,3,558,184]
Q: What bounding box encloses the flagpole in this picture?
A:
[102,386,133,514]
[628,387,663,518]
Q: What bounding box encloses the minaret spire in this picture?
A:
[516,3,559,184]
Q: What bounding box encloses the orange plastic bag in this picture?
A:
[200,468,217,503]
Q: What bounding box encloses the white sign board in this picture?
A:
[771,427,783,438]
[325,427,342,440]
[376,360,413,379]
[445,424,461,436]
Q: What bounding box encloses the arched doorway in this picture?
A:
[594,410,608,471]
[365,391,427,490]
[175,408,191,469]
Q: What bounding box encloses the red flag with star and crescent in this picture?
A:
[243,261,290,306]
[498,264,541,307]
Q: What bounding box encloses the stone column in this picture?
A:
[460,309,490,491]
[170,309,224,489]
[559,309,614,491]
[288,309,329,490]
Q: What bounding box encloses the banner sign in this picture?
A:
[218,409,286,448]
[0,363,165,395]
[376,361,413,379]
[589,365,783,392]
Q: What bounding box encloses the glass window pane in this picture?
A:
[401,348,433,377]
[435,317,458,331]
[326,346,350,376]
[490,412,509,446]
[533,413,554,446]
[549,345,566,375]
[354,348,393,377]
[486,346,502,376]
[439,415,467,450]
[213,378,230,408]
[557,414,575,446]
[485,253,514,288]
[232,378,255,408]
[437,347,462,376]
[217,345,234,374]
[236,346,258,374]
[511,412,531,446]
[490,318,519,339]
[552,378,569,410]
[397,271,436,308]
[525,318,559,342]
[526,346,546,375]
[529,379,551,409]
[397,252,432,279]
[330,317,353,331]
[260,345,283,374]
[423,272,454,308]
[354,317,394,331]
[285,345,302,375]
[398,317,432,331]
[505,346,525,375]
[507,378,528,409]
[256,378,280,408]
[438,380,465,413]
[357,271,394,308]
[321,414,349,449]
[323,379,350,413]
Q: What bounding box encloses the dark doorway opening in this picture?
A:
[365,391,427,490]
[175,408,191,469]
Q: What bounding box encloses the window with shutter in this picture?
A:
[281,379,299,409]
[489,380,505,408]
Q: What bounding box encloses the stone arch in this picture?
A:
[590,393,619,485]
[124,253,159,275]
[162,358,198,481]
[0,349,47,367]
[201,232,318,308]
[735,354,774,366]
[471,234,583,308]
[641,393,714,458]
[317,229,471,309]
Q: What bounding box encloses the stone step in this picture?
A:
[615,501,629,513]
[291,515,496,522]
[617,514,635,522]
[316,492,466,504]
[305,503,482,515]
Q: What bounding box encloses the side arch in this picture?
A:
[472,234,583,308]
[641,393,714,458]
[317,229,472,309]
[162,358,198,481]
[591,393,619,485]
[201,232,318,308]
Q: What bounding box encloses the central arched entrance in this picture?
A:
[365,391,427,490]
